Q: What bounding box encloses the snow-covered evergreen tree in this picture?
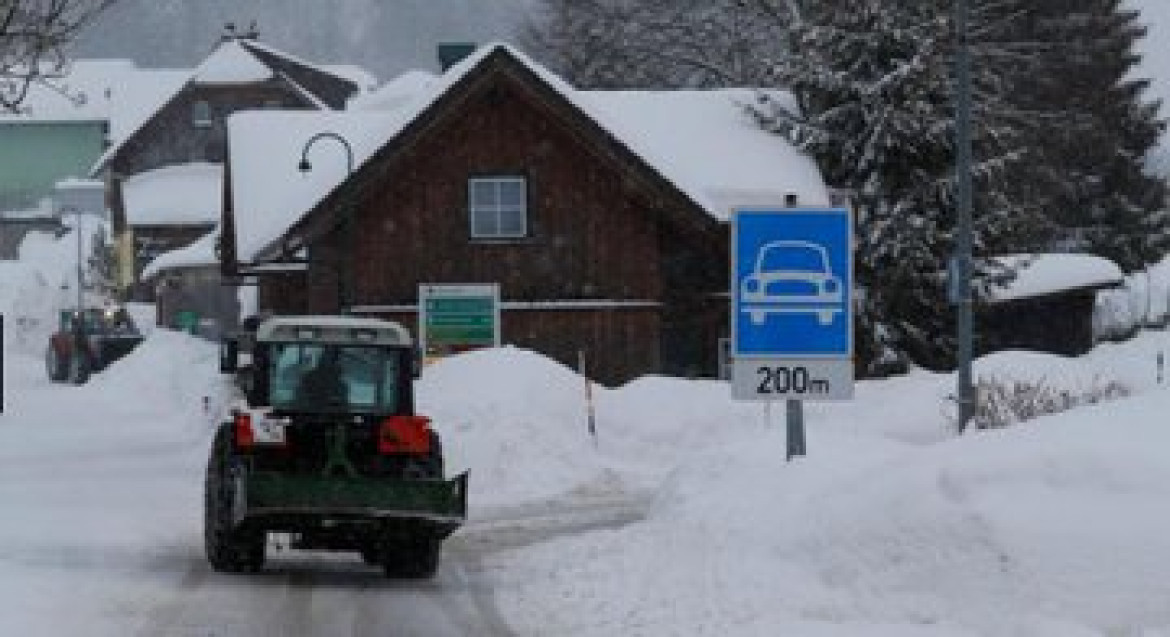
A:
[754,0,1042,372]
[1001,0,1167,270]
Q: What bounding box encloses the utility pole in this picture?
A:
[955,0,975,433]
[76,212,84,314]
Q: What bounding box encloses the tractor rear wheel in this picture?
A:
[68,351,90,385]
[383,536,440,579]
[45,344,67,382]
[204,426,265,573]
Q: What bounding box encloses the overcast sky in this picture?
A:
[73,0,535,80]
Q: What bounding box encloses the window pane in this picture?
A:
[470,179,496,208]
[498,179,526,207]
[268,343,400,412]
[192,101,211,127]
[471,209,497,237]
[498,208,525,236]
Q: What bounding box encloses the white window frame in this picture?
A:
[468,175,528,239]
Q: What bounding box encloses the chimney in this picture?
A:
[437,43,477,72]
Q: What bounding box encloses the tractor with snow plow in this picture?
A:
[45,308,143,384]
[207,315,467,578]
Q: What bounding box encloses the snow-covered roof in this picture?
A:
[55,177,104,191]
[349,70,440,111]
[0,59,186,143]
[122,163,223,227]
[987,253,1124,303]
[228,111,408,262]
[141,230,219,279]
[581,89,829,217]
[255,315,412,346]
[191,39,273,85]
[228,43,829,263]
[236,40,378,93]
[91,38,372,174]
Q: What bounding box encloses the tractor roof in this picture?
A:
[255,315,412,347]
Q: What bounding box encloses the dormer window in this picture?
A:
[192,100,212,127]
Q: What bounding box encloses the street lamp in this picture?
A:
[954,0,975,432]
[297,132,355,313]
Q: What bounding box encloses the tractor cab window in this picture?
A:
[268,343,400,413]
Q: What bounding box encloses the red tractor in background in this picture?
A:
[45,308,143,384]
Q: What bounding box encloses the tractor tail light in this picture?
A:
[234,411,254,449]
[378,415,432,454]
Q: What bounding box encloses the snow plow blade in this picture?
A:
[242,471,468,536]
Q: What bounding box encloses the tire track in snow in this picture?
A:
[130,487,649,637]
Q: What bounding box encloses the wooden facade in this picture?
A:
[979,289,1104,358]
[98,34,359,300]
[243,50,729,385]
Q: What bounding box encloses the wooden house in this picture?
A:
[90,27,369,300]
[220,44,830,385]
[980,254,1124,357]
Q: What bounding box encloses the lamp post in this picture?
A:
[954,0,975,432]
[297,132,355,313]
[58,205,84,316]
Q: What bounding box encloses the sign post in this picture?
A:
[730,208,855,458]
[418,284,500,359]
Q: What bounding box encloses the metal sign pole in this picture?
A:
[955,0,976,433]
[785,399,805,461]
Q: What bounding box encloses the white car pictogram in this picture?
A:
[741,240,843,325]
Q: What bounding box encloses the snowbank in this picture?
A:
[3,276,1170,634]
[467,340,1170,636]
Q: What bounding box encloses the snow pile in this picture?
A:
[418,347,609,509]
[80,329,231,431]
[466,341,1170,636]
[1094,255,1170,340]
[0,223,106,353]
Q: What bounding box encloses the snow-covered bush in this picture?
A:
[958,375,1130,430]
[1094,285,1142,342]
[1093,258,1170,341]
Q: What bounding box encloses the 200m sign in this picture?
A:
[756,366,831,395]
[731,359,853,401]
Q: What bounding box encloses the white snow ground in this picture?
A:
[3,234,1170,634]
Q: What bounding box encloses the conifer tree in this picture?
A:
[1001,0,1167,270]
[754,0,1043,372]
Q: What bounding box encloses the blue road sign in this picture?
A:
[732,208,852,358]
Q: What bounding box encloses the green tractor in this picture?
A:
[208,315,467,578]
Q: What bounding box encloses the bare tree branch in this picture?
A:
[0,0,116,113]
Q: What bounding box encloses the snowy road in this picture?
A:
[0,337,647,636]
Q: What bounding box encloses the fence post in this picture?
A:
[579,350,597,447]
